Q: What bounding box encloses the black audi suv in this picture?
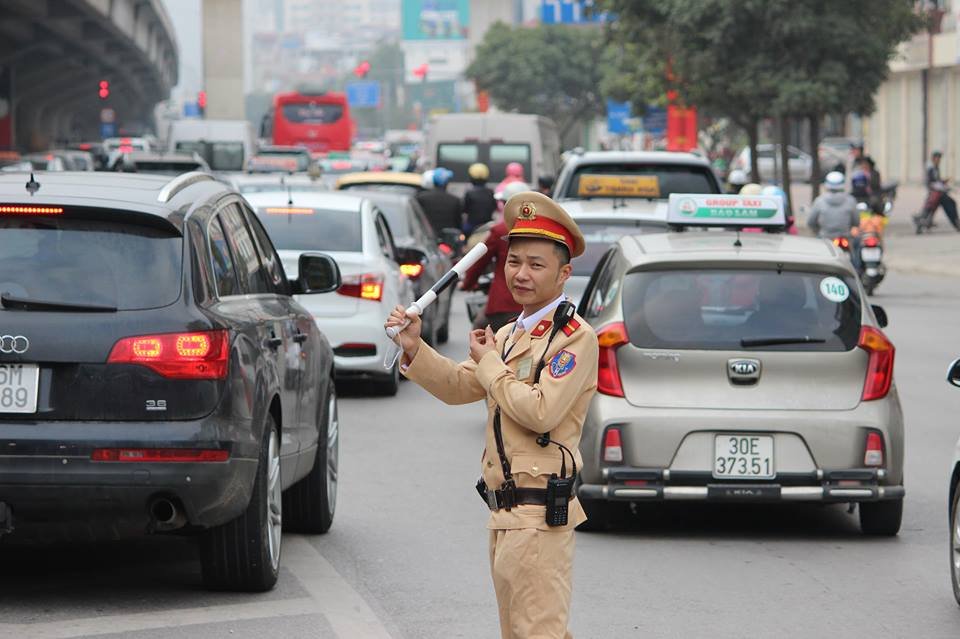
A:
[0,171,341,592]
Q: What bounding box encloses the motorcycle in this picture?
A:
[913,188,949,234]
[858,230,885,295]
[465,273,491,325]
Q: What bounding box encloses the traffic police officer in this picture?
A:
[386,191,598,639]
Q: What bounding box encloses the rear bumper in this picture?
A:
[0,419,259,531]
[578,467,905,503]
[312,307,395,377]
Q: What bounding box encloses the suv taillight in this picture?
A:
[858,326,894,401]
[338,273,384,301]
[597,322,628,397]
[107,330,230,379]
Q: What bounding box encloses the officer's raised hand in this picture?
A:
[469,325,496,363]
[385,305,421,360]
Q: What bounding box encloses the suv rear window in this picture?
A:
[565,163,718,199]
[620,269,861,351]
[255,207,362,252]
[0,215,182,310]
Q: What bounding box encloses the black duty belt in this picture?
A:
[477,480,547,511]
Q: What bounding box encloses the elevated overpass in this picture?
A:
[0,0,178,150]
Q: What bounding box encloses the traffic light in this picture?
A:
[98,80,110,100]
[353,61,371,78]
[198,90,207,115]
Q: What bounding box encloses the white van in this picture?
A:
[425,113,561,193]
[166,119,257,172]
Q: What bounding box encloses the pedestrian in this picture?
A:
[495,161,526,196]
[925,150,959,230]
[416,167,462,235]
[463,163,497,234]
[385,190,598,639]
[460,181,530,332]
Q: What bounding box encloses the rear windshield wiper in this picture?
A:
[1,293,117,313]
[740,336,827,347]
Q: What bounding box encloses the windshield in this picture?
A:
[565,163,718,199]
[0,215,182,310]
[572,221,665,276]
[175,141,245,171]
[255,207,362,252]
[619,269,861,351]
[282,103,344,124]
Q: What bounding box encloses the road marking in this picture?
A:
[284,535,395,639]
[0,535,394,639]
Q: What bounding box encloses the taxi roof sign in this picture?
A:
[667,193,786,228]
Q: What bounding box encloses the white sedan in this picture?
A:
[732,144,813,183]
[564,199,670,307]
[244,191,414,395]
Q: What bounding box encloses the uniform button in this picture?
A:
[487,460,494,468]
[532,465,539,473]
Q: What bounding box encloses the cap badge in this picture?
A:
[518,202,537,220]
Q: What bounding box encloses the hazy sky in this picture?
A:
[162,0,203,99]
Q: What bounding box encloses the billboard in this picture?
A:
[402,0,469,40]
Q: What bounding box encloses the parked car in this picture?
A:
[347,189,454,345]
[945,358,960,604]
[576,198,904,535]
[0,171,342,591]
[732,144,813,183]
[225,173,326,195]
[243,191,415,395]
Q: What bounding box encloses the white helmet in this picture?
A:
[495,181,532,202]
[420,169,435,190]
[824,171,845,191]
[728,169,748,186]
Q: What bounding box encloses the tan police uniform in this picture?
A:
[401,191,599,639]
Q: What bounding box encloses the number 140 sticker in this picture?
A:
[820,276,850,303]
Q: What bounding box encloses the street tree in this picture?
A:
[466,22,607,140]
[603,0,920,205]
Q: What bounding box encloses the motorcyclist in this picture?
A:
[808,172,860,268]
[459,181,530,331]
[761,185,797,235]
[462,162,496,234]
[494,161,525,195]
[415,167,462,235]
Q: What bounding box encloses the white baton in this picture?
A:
[386,242,488,339]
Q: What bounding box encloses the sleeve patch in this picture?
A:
[549,350,577,378]
[561,318,581,337]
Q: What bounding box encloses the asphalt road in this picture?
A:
[2,274,960,638]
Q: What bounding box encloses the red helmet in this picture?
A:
[505,162,524,178]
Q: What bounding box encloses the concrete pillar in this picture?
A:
[202,0,245,120]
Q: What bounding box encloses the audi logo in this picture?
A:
[0,335,29,354]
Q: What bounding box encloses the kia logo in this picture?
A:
[0,335,29,354]
[728,358,761,384]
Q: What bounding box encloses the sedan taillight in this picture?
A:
[338,273,384,301]
[107,330,230,380]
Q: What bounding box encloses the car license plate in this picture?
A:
[0,364,39,414]
[713,435,774,479]
[861,247,882,262]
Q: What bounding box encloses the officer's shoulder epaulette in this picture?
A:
[530,319,552,338]
[561,318,581,337]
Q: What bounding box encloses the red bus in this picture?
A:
[262,91,354,153]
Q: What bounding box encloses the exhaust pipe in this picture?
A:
[148,497,187,531]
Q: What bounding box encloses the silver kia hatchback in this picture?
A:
[576,230,904,535]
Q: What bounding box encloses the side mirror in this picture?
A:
[395,246,427,278]
[871,304,888,329]
[296,253,340,294]
[948,358,960,388]
[883,201,892,215]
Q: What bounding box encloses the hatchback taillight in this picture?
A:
[107,330,229,379]
[864,431,884,467]
[338,273,384,301]
[858,326,894,401]
[603,427,623,463]
[597,322,629,397]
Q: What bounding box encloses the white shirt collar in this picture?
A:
[514,293,567,333]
